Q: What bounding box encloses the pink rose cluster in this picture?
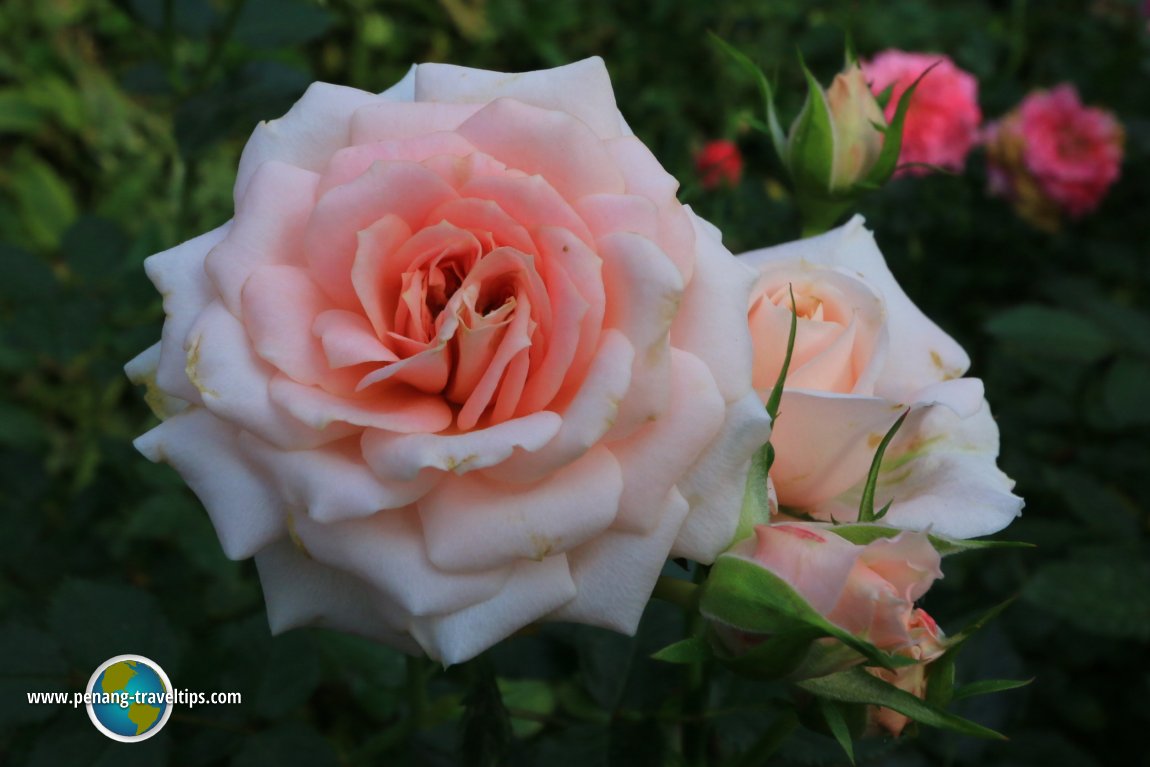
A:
[985,84,1124,230]
[862,50,982,175]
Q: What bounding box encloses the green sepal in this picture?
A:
[711,626,821,680]
[733,443,774,544]
[857,409,908,523]
[651,636,713,665]
[710,33,786,160]
[926,598,1017,708]
[798,666,1007,740]
[951,677,1033,702]
[818,698,857,765]
[764,284,797,422]
[824,523,1036,556]
[862,62,939,186]
[700,555,914,671]
[786,57,837,193]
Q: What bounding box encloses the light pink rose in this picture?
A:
[739,217,1022,538]
[862,50,981,175]
[749,522,943,651]
[985,84,1123,230]
[125,58,771,664]
[865,608,947,737]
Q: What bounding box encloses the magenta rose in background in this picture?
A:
[125,58,772,664]
[985,84,1124,231]
[862,50,981,175]
[739,217,1023,538]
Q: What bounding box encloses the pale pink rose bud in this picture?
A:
[864,608,947,737]
[824,64,887,190]
[985,84,1123,231]
[862,50,981,175]
[750,523,942,651]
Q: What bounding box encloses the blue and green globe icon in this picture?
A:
[85,655,173,742]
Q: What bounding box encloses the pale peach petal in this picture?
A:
[185,301,354,449]
[305,161,458,306]
[291,507,513,616]
[421,447,621,572]
[269,374,453,434]
[457,98,625,200]
[670,211,757,404]
[206,162,319,316]
[356,344,451,394]
[313,309,400,368]
[234,82,379,202]
[575,193,659,242]
[143,222,231,404]
[431,197,536,254]
[610,350,725,534]
[414,57,626,139]
[533,227,604,379]
[361,411,562,481]
[750,523,863,615]
[350,214,413,338]
[348,101,481,144]
[240,432,437,522]
[255,538,421,654]
[459,173,594,247]
[551,488,690,634]
[482,330,634,484]
[124,342,189,419]
[319,131,479,195]
[857,533,942,603]
[457,295,533,429]
[133,408,283,559]
[410,556,577,665]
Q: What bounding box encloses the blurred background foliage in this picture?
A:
[1,0,1148,765]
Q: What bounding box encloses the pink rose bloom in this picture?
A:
[125,58,771,664]
[695,139,743,189]
[985,84,1123,230]
[865,608,947,737]
[862,50,981,174]
[748,522,942,652]
[739,217,1022,538]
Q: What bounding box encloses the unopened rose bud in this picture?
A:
[864,608,947,737]
[824,65,887,190]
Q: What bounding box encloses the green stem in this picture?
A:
[681,566,711,767]
[653,576,699,609]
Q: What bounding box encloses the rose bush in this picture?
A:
[739,216,1022,538]
[126,58,771,664]
[862,50,981,174]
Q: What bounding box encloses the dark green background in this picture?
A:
[1,0,1147,764]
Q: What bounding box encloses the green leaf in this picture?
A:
[985,305,1114,363]
[234,0,335,48]
[857,410,908,523]
[818,698,855,765]
[700,555,909,671]
[1023,558,1150,639]
[709,33,786,160]
[6,148,78,250]
[498,678,556,739]
[255,632,322,718]
[951,677,1033,702]
[825,524,1034,556]
[0,89,45,134]
[1103,357,1150,426]
[651,636,711,665]
[0,624,68,726]
[798,667,1006,740]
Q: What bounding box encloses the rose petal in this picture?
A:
[133,408,283,559]
[319,130,479,195]
[420,445,622,572]
[291,507,513,616]
[459,173,594,247]
[269,373,453,434]
[550,488,690,634]
[235,82,380,202]
[240,433,437,523]
[349,101,482,145]
[144,222,231,404]
[125,342,190,420]
[314,309,400,368]
[362,411,562,481]
[409,556,577,665]
[254,538,421,654]
[414,57,626,139]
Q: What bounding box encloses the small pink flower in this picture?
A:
[695,139,743,189]
[862,50,981,175]
[865,608,947,737]
[985,84,1123,230]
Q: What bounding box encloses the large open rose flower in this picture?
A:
[739,216,1022,538]
[126,58,771,664]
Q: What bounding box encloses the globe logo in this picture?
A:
[85,654,173,742]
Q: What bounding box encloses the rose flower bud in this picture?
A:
[822,64,887,191]
[695,139,744,189]
[739,217,1022,539]
[714,522,943,679]
[862,50,981,175]
[865,608,947,737]
[125,58,772,665]
[985,84,1123,232]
